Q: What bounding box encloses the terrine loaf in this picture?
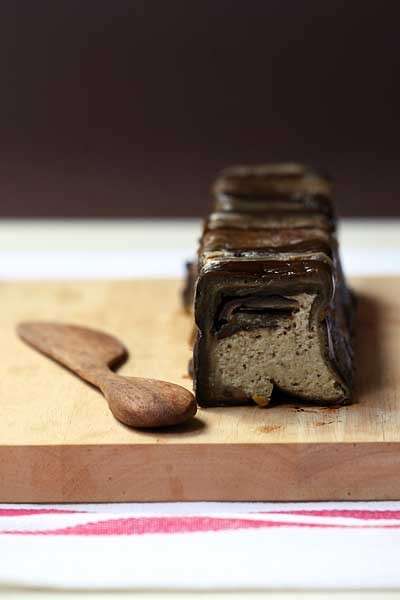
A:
[190,163,354,407]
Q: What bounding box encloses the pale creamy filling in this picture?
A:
[211,293,344,405]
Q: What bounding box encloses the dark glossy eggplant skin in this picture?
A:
[184,163,355,407]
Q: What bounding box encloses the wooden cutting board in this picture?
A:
[0,277,399,502]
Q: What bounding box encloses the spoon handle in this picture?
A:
[73,365,113,389]
[17,321,127,382]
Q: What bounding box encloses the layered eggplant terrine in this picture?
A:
[184,164,354,408]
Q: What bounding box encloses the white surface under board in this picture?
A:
[0,218,398,278]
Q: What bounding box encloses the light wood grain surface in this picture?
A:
[1,277,399,501]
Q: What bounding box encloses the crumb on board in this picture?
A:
[257,424,282,434]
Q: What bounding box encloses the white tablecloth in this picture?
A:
[2,502,400,591]
[1,219,400,592]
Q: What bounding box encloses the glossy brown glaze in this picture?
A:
[213,163,333,216]
[206,211,334,232]
[201,227,334,257]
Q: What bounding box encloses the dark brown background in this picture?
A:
[1,1,399,218]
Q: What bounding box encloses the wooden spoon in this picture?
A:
[17,321,197,428]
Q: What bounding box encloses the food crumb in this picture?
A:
[257,424,282,434]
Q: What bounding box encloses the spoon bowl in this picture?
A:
[100,374,197,428]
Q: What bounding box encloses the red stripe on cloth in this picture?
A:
[3,516,400,536]
[2,508,400,520]
[261,509,400,520]
[0,508,84,517]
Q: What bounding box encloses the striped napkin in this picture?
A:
[1,502,400,590]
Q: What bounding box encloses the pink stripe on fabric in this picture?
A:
[261,509,400,520]
[4,508,400,520]
[3,516,400,536]
[0,508,84,517]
